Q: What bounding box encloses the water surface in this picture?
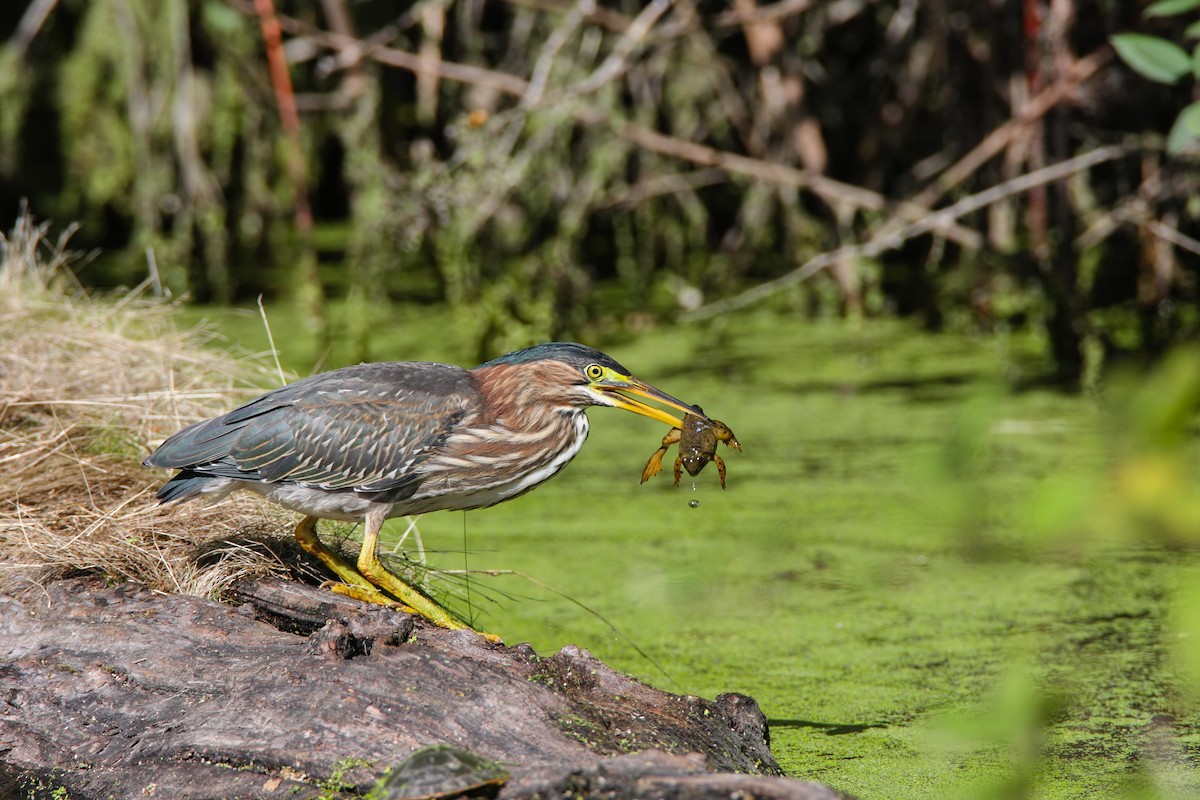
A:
[182,303,1200,799]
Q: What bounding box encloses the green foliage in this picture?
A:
[4,0,1200,375]
[1117,348,1200,450]
[1113,0,1200,153]
[14,773,72,800]
[0,46,31,176]
[317,757,373,799]
[1110,34,1192,84]
[1147,0,1200,19]
[26,0,294,300]
[1167,101,1200,154]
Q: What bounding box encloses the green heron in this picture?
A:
[145,342,705,638]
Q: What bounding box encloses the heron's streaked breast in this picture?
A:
[397,410,590,512]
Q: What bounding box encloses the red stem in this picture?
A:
[253,0,313,232]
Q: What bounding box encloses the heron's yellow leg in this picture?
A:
[356,510,502,643]
[293,515,395,606]
[327,582,408,608]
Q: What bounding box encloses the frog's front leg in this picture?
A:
[714,453,727,489]
[673,455,683,486]
[660,428,682,448]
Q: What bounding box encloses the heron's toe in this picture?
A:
[327,581,409,611]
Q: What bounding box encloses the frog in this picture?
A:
[640,405,741,489]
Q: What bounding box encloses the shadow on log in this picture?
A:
[0,577,847,799]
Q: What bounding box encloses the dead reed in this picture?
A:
[0,211,316,599]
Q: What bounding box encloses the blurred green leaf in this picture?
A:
[1024,473,1098,540]
[1146,0,1200,18]
[201,0,244,35]
[1171,568,1200,700]
[1111,34,1193,84]
[927,664,1068,800]
[1187,19,1200,38]
[1122,348,1200,446]
[1168,101,1200,154]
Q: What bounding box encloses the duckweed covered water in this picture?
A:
[181,303,1200,799]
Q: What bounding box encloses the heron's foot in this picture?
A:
[356,560,504,644]
[324,580,411,611]
[325,576,503,644]
[298,515,501,643]
[359,561,459,627]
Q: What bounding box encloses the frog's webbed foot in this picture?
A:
[642,446,670,483]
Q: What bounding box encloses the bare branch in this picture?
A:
[568,0,675,96]
[684,145,1129,321]
[501,0,632,33]
[9,0,59,58]
[231,0,987,246]
[598,168,728,210]
[715,0,814,28]
[908,48,1110,210]
[599,114,982,248]
[500,0,814,33]
[522,0,595,108]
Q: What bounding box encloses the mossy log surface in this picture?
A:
[0,577,845,800]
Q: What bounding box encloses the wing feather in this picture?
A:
[145,362,482,494]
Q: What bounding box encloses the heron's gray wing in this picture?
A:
[146,362,480,493]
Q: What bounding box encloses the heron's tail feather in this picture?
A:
[155,471,224,504]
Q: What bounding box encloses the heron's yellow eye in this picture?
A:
[584,364,605,381]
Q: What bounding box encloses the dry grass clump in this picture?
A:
[0,212,314,599]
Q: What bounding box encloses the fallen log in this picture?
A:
[0,577,846,799]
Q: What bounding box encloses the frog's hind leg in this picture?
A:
[714,454,727,489]
[641,446,670,483]
[641,429,681,484]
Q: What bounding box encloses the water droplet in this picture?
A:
[691,482,697,491]
[688,499,700,509]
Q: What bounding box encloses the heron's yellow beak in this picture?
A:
[598,375,709,429]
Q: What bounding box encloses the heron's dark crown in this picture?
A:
[476,342,630,375]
